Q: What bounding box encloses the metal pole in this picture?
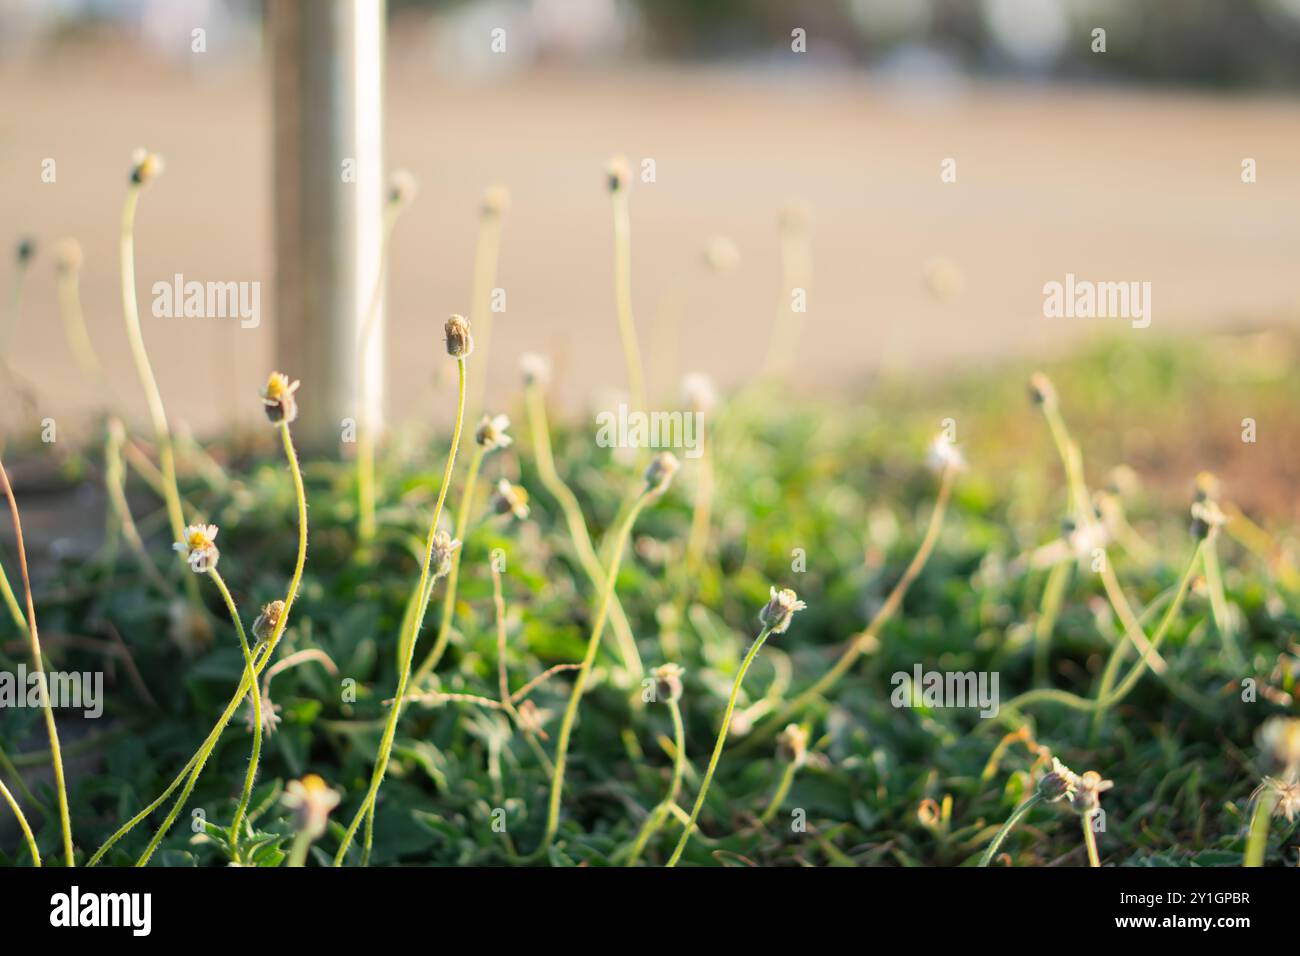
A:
[270,0,385,453]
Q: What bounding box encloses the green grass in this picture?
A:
[1,331,1298,867]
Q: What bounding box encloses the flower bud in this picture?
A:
[260,372,301,425]
[644,452,680,495]
[252,600,286,642]
[130,148,165,186]
[1028,372,1057,409]
[431,531,461,579]
[445,314,474,358]
[652,663,684,703]
[758,586,806,635]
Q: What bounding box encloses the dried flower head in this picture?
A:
[776,723,810,766]
[387,169,419,207]
[129,148,165,186]
[1257,777,1300,823]
[759,586,807,635]
[652,662,685,703]
[431,530,462,579]
[260,372,301,425]
[1069,770,1114,817]
[681,373,717,414]
[445,314,474,358]
[1190,499,1227,540]
[606,155,631,192]
[15,238,36,265]
[475,414,513,451]
[1038,757,1080,803]
[644,452,680,496]
[481,185,511,218]
[519,352,552,387]
[1028,372,1057,409]
[53,238,83,275]
[252,600,286,642]
[174,523,220,573]
[491,479,530,521]
[702,236,740,273]
[926,432,966,474]
[1258,716,1300,777]
[244,695,283,736]
[282,773,341,839]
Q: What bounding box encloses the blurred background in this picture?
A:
[2,0,1299,439]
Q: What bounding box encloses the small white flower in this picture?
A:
[174,523,220,573]
[475,414,513,451]
[926,433,966,474]
[758,586,807,635]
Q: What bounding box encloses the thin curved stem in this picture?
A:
[1081,810,1101,867]
[335,358,467,865]
[978,792,1043,866]
[611,185,646,414]
[0,459,74,866]
[0,774,41,866]
[758,758,800,827]
[208,568,260,858]
[537,488,655,857]
[626,698,686,866]
[1244,787,1278,867]
[667,625,776,867]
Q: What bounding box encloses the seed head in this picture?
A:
[431,530,462,578]
[129,148,165,186]
[15,238,35,265]
[491,479,530,521]
[1257,777,1300,823]
[260,371,301,425]
[244,695,283,736]
[445,314,474,358]
[1038,757,1079,803]
[702,236,740,273]
[776,723,810,766]
[652,663,684,703]
[252,600,286,642]
[1069,770,1114,817]
[387,169,419,207]
[606,155,631,192]
[681,373,717,414]
[644,452,680,495]
[282,774,341,840]
[475,414,513,451]
[481,185,511,218]
[53,238,83,275]
[758,586,807,635]
[174,522,220,573]
[519,352,552,387]
[1028,372,1057,410]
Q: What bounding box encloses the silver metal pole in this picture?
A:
[270,0,385,453]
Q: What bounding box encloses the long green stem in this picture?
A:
[1034,561,1070,686]
[758,758,801,827]
[335,358,468,865]
[978,792,1043,866]
[523,383,640,677]
[667,625,776,867]
[0,774,40,866]
[611,184,646,414]
[465,203,506,422]
[537,488,655,857]
[99,421,307,867]
[0,459,74,866]
[1202,540,1245,669]
[1244,787,1277,867]
[1081,809,1101,867]
[626,698,686,865]
[412,444,484,684]
[208,568,261,858]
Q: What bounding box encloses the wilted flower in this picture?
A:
[926,432,966,474]
[431,530,462,578]
[252,600,286,642]
[491,479,529,520]
[1069,770,1114,817]
[129,148,165,186]
[481,185,510,218]
[1190,499,1227,540]
[53,238,82,274]
[1028,372,1057,410]
[606,155,631,192]
[519,352,551,387]
[758,586,806,635]
[174,523,220,573]
[1038,757,1079,803]
[681,373,717,414]
[1258,716,1300,777]
[243,695,283,736]
[475,414,513,451]
[445,314,474,358]
[387,169,419,206]
[702,236,740,273]
[282,774,340,840]
[644,452,680,495]
[776,723,809,766]
[16,238,36,265]
[652,663,684,703]
[1256,778,1300,823]
[260,372,301,425]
